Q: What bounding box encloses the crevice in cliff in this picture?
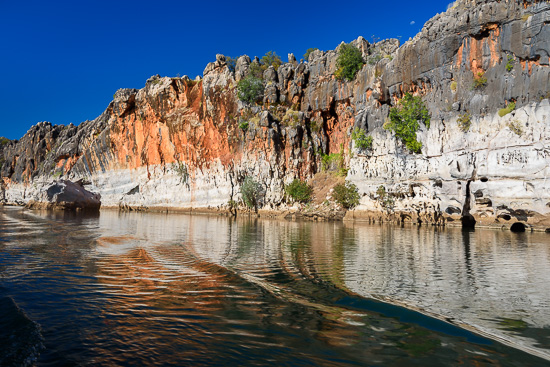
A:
[171,79,180,95]
[461,179,476,229]
[472,23,499,41]
[319,100,337,154]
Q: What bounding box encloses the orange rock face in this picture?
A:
[67,71,355,187]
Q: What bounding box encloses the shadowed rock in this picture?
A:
[26,180,101,212]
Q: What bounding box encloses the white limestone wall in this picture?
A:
[348,100,550,220]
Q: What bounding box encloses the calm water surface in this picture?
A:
[1,207,550,366]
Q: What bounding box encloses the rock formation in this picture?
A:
[1,0,549,231]
[25,180,101,212]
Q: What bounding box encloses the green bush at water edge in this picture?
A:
[285,179,313,203]
[333,182,360,209]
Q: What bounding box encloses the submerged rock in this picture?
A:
[26,180,101,211]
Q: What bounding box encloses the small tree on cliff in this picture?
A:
[237,75,264,104]
[384,93,431,153]
[335,44,364,81]
[261,51,282,71]
[226,56,237,73]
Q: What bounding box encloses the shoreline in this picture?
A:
[4,201,550,232]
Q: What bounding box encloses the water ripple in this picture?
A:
[0,208,549,366]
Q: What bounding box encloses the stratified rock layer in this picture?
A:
[1,0,550,230]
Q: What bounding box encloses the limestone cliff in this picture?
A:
[2,0,550,231]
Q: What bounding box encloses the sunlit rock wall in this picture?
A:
[1,0,549,229]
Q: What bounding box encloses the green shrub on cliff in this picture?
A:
[498,102,516,117]
[507,119,523,136]
[506,55,515,72]
[226,56,237,73]
[261,51,282,71]
[238,120,249,130]
[173,162,189,184]
[0,137,9,146]
[320,144,347,177]
[335,44,364,81]
[457,112,471,132]
[321,152,340,171]
[351,128,373,151]
[333,182,360,209]
[385,93,431,153]
[237,75,264,104]
[376,185,395,211]
[285,179,313,203]
[248,62,264,79]
[241,176,263,211]
[450,81,457,91]
[472,71,487,89]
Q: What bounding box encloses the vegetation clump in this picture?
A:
[457,112,471,132]
[351,128,373,151]
[335,44,365,81]
[385,93,431,153]
[0,137,9,146]
[236,51,283,103]
[508,119,523,136]
[376,185,395,211]
[498,102,516,117]
[308,117,322,133]
[450,81,457,91]
[226,56,237,73]
[472,71,487,89]
[368,53,383,65]
[506,55,515,72]
[498,318,528,331]
[320,144,347,177]
[237,75,264,104]
[282,110,301,127]
[248,62,264,79]
[260,51,282,71]
[238,120,249,130]
[173,162,189,184]
[241,176,263,212]
[332,182,360,209]
[285,179,313,203]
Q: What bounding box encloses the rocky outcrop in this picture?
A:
[25,180,101,211]
[1,0,549,230]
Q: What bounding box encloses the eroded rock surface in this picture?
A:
[1,0,549,230]
[25,180,101,211]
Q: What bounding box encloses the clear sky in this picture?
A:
[0,0,449,140]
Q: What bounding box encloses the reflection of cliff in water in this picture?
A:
[2,208,550,365]
[333,223,550,357]
[95,211,550,358]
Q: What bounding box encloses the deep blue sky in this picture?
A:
[0,0,448,140]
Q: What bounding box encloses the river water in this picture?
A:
[1,207,550,366]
